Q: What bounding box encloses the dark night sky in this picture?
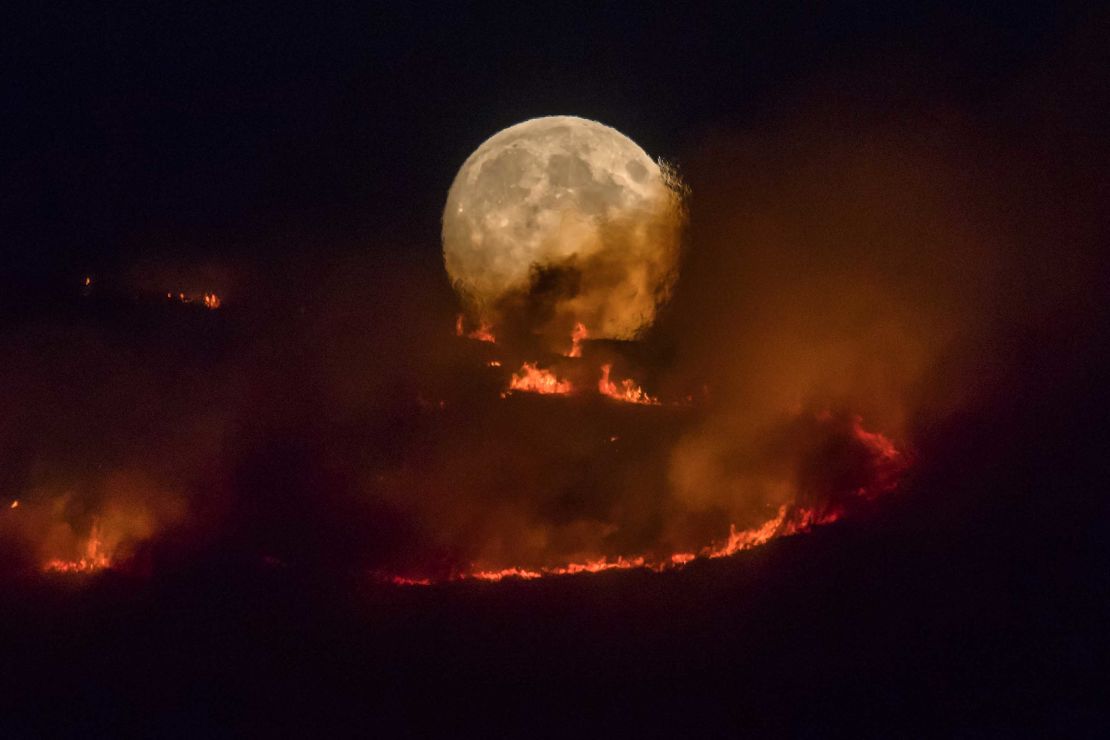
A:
[6,2,1096,275]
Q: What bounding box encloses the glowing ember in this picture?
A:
[9,500,18,509]
[598,364,659,405]
[508,362,573,395]
[566,322,588,357]
[487,360,502,367]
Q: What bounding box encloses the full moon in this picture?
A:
[442,115,684,340]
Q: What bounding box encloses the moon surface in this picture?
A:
[442,116,684,340]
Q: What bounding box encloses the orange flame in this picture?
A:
[598,364,659,405]
[387,420,907,586]
[455,314,496,343]
[508,363,573,395]
[42,520,112,574]
[566,322,588,358]
[165,291,221,309]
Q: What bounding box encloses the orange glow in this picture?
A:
[165,291,221,309]
[470,556,651,582]
[9,500,18,509]
[469,323,496,343]
[566,322,588,357]
[42,520,112,574]
[707,506,790,559]
[487,360,502,368]
[508,362,573,395]
[83,276,92,287]
[386,420,907,587]
[394,502,842,586]
[598,364,659,405]
[455,314,496,343]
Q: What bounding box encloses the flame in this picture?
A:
[566,322,588,357]
[469,323,496,343]
[396,500,855,585]
[42,520,112,574]
[707,506,790,559]
[10,500,18,509]
[508,363,573,395]
[387,420,906,586]
[455,314,496,343]
[598,364,659,405]
[487,360,502,368]
[165,291,222,309]
[83,276,92,287]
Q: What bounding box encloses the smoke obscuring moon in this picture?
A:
[442,116,685,342]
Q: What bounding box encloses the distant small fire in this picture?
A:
[166,291,221,309]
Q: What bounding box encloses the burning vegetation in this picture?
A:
[6,96,1095,592]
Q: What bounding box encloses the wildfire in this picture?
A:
[166,291,221,309]
[508,363,573,395]
[456,314,496,343]
[386,417,907,586]
[396,499,860,585]
[42,520,112,575]
[566,322,588,357]
[598,364,659,405]
[707,506,790,559]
